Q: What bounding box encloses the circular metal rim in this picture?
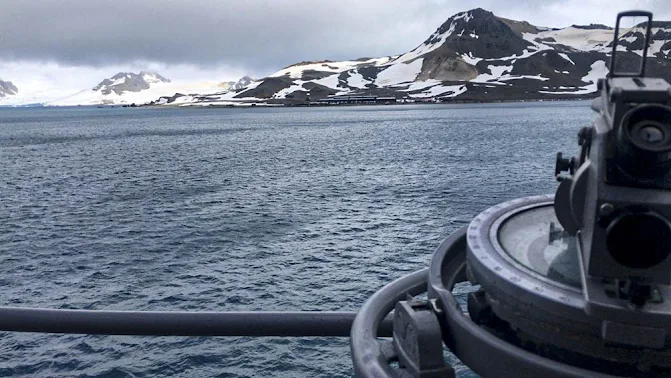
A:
[623,104,671,153]
[467,195,587,320]
[489,198,581,292]
[428,227,617,378]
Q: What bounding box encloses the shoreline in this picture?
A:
[141,95,595,109]
[0,96,596,110]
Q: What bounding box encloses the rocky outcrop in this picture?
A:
[417,57,478,81]
[572,24,612,30]
[498,17,541,36]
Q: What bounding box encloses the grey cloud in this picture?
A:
[1,0,670,76]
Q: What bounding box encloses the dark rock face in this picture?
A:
[428,8,534,60]
[499,17,541,36]
[357,66,385,82]
[417,56,478,81]
[613,31,647,51]
[653,29,671,40]
[0,80,18,97]
[302,82,338,97]
[300,70,334,81]
[153,93,186,104]
[572,24,612,30]
[234,77,292,99]
[93,72,169,95]
[509,50,584,85]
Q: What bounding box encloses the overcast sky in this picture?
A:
[1,0,669,92]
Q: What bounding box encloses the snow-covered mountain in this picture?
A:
[171,8,670,105]
[47,72,256,106]
[51,72,176,106]
[92,72,170,95]
[0,80,18,98]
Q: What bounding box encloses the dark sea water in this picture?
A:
[0,103,593,377]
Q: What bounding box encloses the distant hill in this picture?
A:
[50,72,217,106]
[51,72,172,105]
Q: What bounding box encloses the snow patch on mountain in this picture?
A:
[472,66,550,85]
[409,84,467,98]
[461,53,483,65]
[402,80,442,92]
[312,74,342,91]
[347,73,371,89]
[472,65,514,83]
[525,26,615,51]
[375,58,424,86]
[558,53,576,65]
[579,60,609,92]
[273,82,308,99]
[271,58,392,79]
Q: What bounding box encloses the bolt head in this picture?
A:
[599,203,615,217]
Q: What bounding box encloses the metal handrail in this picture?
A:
[0,308,394,337]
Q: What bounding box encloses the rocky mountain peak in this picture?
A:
[220,75,255,91]
[500,17,542,36]
[416,7,533,62]
[231,76,254,90]
[456,8,494,21]
[93,72,170,95]
[139,71,170,84]
[428,8,496,41]
[0,80,18,98]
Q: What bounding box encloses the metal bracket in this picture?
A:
[392,299,455,378]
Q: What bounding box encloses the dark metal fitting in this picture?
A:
[555,152,576,176]
[393,301,454,378]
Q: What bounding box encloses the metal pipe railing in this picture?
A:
[0,308,394,337]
